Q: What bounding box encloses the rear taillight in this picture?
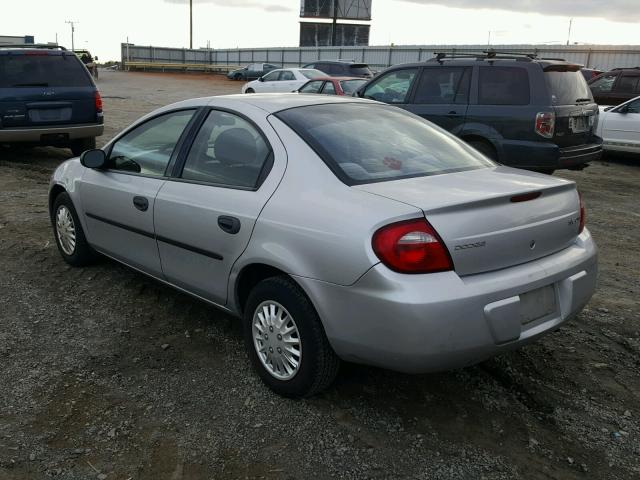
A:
[94,90,103,113]
[579,191,585,234]
[535,112,555,138]
[372,218,453,274]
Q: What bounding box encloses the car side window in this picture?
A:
[328,64,343,75]
[315,63,328,74]
[362,68,418,104]
[413,67,470,104]
[322,81,337,95]
[180,110,271,189]
[478,67,530,105]
[299,80,323,93]
[262,70,280,81]
[589,73,617,93]
[280,70,295,81]
[108,110,195,176]
[624,98,640,113]
[617,75,640,93]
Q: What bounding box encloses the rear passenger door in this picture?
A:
[407,66,471,133]
[153,108,286,305]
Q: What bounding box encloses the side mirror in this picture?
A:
[80,149,107,169]
[258,76,264,82]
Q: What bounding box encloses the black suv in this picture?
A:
[0,44,103,156]
[588,67,640,106]
[303,60,373,79]
[357,51,602,172]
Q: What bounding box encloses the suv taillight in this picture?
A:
[372,218,453,274]
[579,191,585,234]
[94,90,103,113]
[535,112,555,138]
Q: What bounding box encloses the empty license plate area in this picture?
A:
[28,107,72,123]
[519,284,557,325]
[569,115,590,133]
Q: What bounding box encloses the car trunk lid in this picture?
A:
[355,167,581,276]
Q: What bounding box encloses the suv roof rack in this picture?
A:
[0,43,66,51]
[429,50,540,64]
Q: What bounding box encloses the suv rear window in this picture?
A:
[0,53,92,88]
[544,68,593,105]
[276,103,492,185]
[478,67,530,105]
[349,64,372,76]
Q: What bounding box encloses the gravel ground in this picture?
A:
[0,70,639,480]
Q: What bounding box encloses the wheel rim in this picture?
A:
[252,301,302,380]
[55,205,76,256]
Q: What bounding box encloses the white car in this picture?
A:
[241,68,325,94]
[596,96,640,154]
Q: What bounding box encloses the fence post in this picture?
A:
[361,47,365,62]
[586,48,592,67]
[281,49,285,67]
[387,46,393,67]
[182,48,186,64]
[299,48,302,67]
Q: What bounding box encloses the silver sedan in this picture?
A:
[49,94,598,397]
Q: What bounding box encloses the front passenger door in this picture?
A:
[602,98,640,152]
[78,109,196,276]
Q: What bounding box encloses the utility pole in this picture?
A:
[65,20,78,51]
[189,0,193,49]
[566,18,573,46]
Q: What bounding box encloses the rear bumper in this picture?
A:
[0,123,104,143]
[296,229,597,373]
[499,137,603,169]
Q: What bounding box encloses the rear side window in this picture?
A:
[277,103,493,185]
[299,80,323,93]
[280,71,295,81]
[327,64,344,75]
[300,69,325,79]
[322,82,336,95]
[478,67,530,105]
[363,68,418,104]
[544,68,593,105]
[0,53,92,88]
[589,73,617,93]
[618,75,640,93]
[181,110,271,189]
[340,79,366,94]
[349,64,372,76]
[414,67,470,104]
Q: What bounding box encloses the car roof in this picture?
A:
[303,76,363,82]
[383,58,579,70]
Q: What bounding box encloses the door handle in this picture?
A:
[218,215,241,234]
[133,196,149,212]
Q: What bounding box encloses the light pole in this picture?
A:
[566,18,573,46]
[189,0,193,49]
[65,20,78,51]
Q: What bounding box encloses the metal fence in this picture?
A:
[121,43,640,72]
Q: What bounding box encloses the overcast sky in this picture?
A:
[1,0,639,61]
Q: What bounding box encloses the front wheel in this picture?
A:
[245,88,255,94]
[52,192,97,266]
[467,140,497,161]
[243,276,340,397]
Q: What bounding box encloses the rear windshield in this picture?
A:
[0,53,92,88]
[349,64,372,76]
[276,103,493,185]
[544,69,593,105]
[340,79,367,94]
[300,69,325,79]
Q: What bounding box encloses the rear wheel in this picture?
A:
[467,139,497,161]
[245,88,255,94]
[69,137,96,157]
[243,276,340,397]
[234,73,242,81]
[52,192,97,266]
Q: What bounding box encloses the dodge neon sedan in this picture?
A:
[49,94,598,397]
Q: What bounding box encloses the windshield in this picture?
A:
[340,79,367,94]
[545,70,593,105]
[300,69,325,79]
[276,103,493,185]
[0,53,92,88]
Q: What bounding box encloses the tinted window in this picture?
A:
[340,79,366,94]
[0,53,92,88]
[589,73,616,93]
[262,70,280,81]
[618,75,640,93]
[300,69,325,79]
[181,110,271,189]
[623,98,640,113]
[478,67,530,105]
[322,82,336,95]
[299,80,323,93]
[414,67,470,104]
[363,69,418,104]
[109,110,195,176]
[327,64,344,75]
[349,64,373,76]
[313,63,328,73]
[544,69,592,105]
[277,104,493,185]
[280,70,295,81]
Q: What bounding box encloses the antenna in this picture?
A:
[65,20,78,51]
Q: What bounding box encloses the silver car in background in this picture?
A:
[49,94,597,397]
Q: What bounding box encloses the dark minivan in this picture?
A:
[588,67,640,106]
[0,45,103,156]
[357,52,602,173]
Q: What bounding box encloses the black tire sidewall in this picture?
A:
[243,277,329,397]
[468,140,497,161]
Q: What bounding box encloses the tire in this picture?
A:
[467,140,498,161]
[243,276,340,398]
[234,73,242,81]
[70,137,96,157]
[52,192,97,267]
[245,88,255,94]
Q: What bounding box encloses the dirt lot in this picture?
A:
[0,70,639,480]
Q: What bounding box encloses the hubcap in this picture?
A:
[55,205,76,256]
[252,301,302,380]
